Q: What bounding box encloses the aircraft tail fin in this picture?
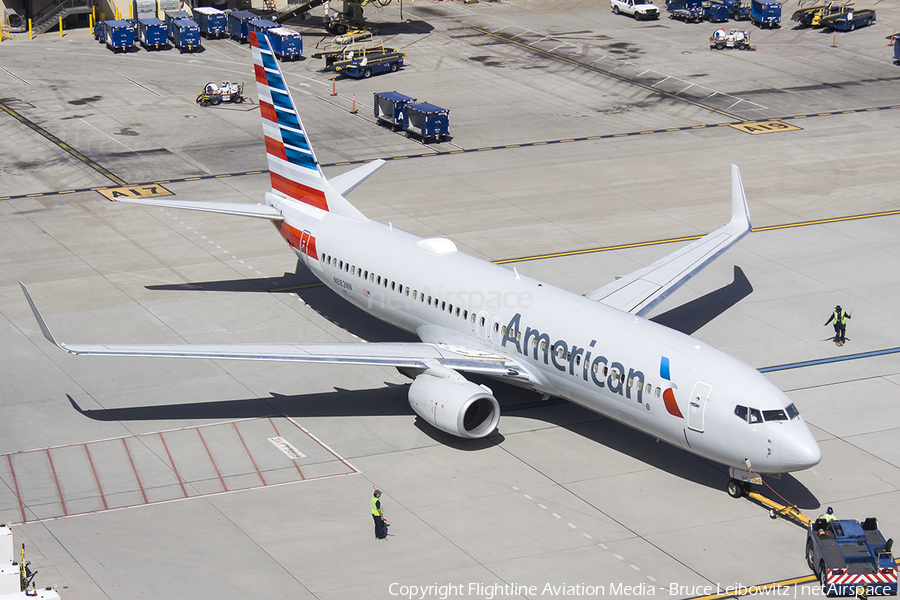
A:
[250,31,366,221]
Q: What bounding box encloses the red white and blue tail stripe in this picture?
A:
[251,31,366,220]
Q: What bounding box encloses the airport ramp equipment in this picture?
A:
[272,0,326,24]
[750,0,780,26]
[170,17,200,52]
[666,0,704,21]
[136,17,168,49]
[164,9,190,36]
[374,92,417,130]
[267,26,303,60]
[194,6,227,37]
[102,20,136,52]
[227,9,257,42]
[157,0,179,16]
[133,0,157,19]
[404,102,449,143]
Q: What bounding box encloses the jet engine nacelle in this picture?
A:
[408,368,500,439]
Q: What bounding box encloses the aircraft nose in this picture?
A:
[780,425,822,470]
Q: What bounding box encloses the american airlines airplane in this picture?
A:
[21,32,821,498]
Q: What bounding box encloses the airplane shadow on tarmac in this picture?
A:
[131,261,818,510]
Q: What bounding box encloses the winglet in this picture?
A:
[19,282,64,350]
[729,164,752,233]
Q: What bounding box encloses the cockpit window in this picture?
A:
[734,405,748,422]
[763,409,788,422]
[749,408,762,424]
[786,403,800,420]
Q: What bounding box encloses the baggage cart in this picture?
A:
[227,10,256,42]
[374,92,417,130]
[194,7,227,38]
[136,17,167,50]
[103,20,136,52]
[404,102,449,143]
[170,18,200,52]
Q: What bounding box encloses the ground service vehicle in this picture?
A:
[806,517,897,597]
[196,81,248,106]
[610,0,660,20]
[704,2,729,22]
[710,28,751,49]
[666,0,703,22]
[722,0,749,19]
[820,7,875,30]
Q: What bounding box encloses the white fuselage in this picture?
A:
[271,195,820,476]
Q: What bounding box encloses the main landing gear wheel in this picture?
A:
[727,478,743,498]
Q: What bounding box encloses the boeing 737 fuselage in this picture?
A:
[21,31,821,497]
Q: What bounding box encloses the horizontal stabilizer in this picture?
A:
[328,160,386,196]
[586,165,752,316]
[112,198,284,221]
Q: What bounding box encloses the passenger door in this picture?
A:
[687,382,712,433]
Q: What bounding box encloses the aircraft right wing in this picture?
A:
[585,165,752,317]
[20,283,527,379]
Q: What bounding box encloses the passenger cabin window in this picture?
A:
[749,408,762,424]
[786,403,800,420]
[655,387,660,397]
[763,409,788,422]
[734,405,748,422]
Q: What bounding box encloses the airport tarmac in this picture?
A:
[1,1,900,598]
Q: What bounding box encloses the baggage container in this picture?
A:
[265,26,303,60]
[404,102,449,143]
[164,9,190,37]
[227,10,257,42]
[137,17,167,49]
[750,0,780,27]
[248,18,278,44]
[103,20,136,52]
[373,92,416,130]
[132,0,156,19]
[170,18,201,52]
[194,6,227,38]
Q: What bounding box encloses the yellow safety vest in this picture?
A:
[371,496,382,516]
[821,513,835,522]
[834,310,847,325]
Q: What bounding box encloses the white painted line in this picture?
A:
[538,504,546,509]
[647,576,657,583]
[552,513,561,519]
[583,533,592,539]
[268,436,305,459]
[630,565,640,571]
[524,494,532,500]
[567,523,577,528]
[614,554,624,560]
[512,486,519,490]
[599,544,608,549]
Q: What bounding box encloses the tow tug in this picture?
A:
[807,517,897,597]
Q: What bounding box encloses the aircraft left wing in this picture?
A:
[20,283,525,378]
[585,165,752,316]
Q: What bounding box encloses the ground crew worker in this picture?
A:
[820,506,835,523]
[372,489,388,540]
[824,305,851,346]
